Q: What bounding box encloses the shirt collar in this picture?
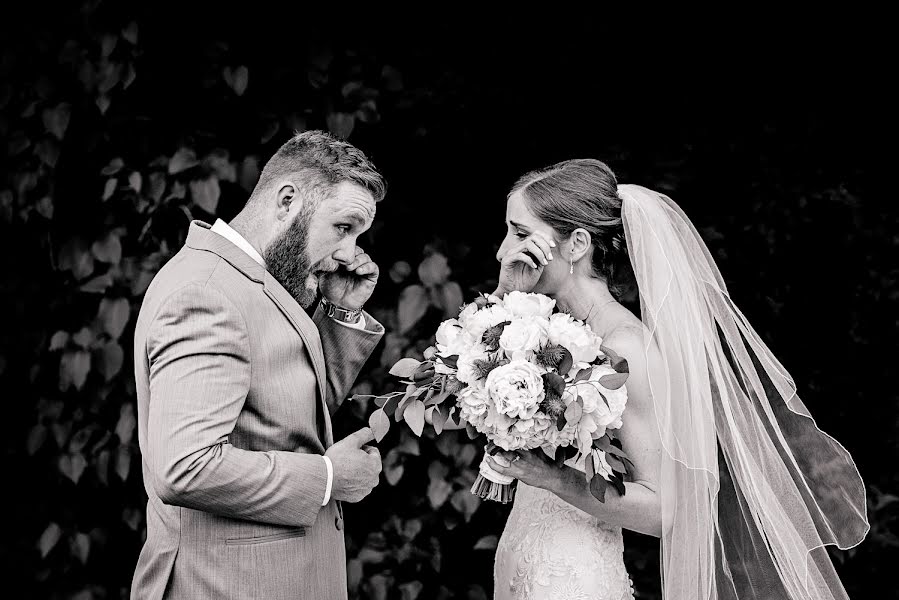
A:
[210,219,266,268]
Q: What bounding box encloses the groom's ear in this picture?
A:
[570,228,593,262]
[274,181,299,220]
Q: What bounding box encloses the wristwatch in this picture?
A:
[319,297,363,325]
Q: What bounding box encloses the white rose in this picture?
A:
[502,291,556,319]
[546,313,601,364]
[574,363,628,433]
[485,360,546,420]
[498,318,549,360]
[465,304,514,340]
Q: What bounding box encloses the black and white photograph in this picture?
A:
[1,5,894,599]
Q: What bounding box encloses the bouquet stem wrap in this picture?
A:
[471,451,516,503]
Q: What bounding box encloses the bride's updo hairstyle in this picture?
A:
[511,159,627,295]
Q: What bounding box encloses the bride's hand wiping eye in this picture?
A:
[494,232,555,296]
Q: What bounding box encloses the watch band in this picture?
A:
[320,297,363,324]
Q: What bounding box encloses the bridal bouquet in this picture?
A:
[361,291,633,503]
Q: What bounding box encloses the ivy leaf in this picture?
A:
[58,238,95,280]
[42,103,71,139]
[122,507,142,531]
[70,532,90,565]
[598,372,628,390]
[121,21,139,45]
[27,424,47,455]
[427,477,452,509]
[95,449,110,486]
[450,488,481,522]
[326,112,355,139]
[115,446,131,481]
[36,140,59,168]
[389,358,423,379]
[72,327,95,349]
[91,232,122,264]
[418,253,451,287]
[38,523,62,558]
[368,408,390,443]
[223,65,249,96]
[455,443,477,468]
[115,403,136,445]
[397,284,429,334]
[101,158,124,176]
[98,297,130,339]
[128,171,142,193]
[405,400,426,437]
[59,453,87,484]
[399,581,423,600]
[383,449,404,486]
[474,535,499,550]
[49,331,69,351]
[433,281,464,318]
[190,176,220,214]
[102,177,117,201]
[35,195,54,219]
[59,350,91,390]
[80,273,114,294]
[168,147,199,175]
[69,426,93,454]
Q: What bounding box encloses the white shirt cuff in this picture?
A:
[321,455,333,506]
[333,313,367,330]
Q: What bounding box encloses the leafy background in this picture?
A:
[1,4,895,599]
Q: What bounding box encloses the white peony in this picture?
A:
[485,360,546,420]
[502,291,556,319]
[498,317,549,360]
[464,304,514,340]
[457,302,480,328]
[546,312,601,364]
[571,363,628,443]
[435,319,467,356]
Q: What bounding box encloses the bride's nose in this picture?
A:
[496,238,511,262]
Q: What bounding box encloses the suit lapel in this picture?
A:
[262,272,333,446]
[185,220,334,446]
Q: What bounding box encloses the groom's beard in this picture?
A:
[264,209,318,309]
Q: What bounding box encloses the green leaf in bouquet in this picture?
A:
[431,405,448,435]
[564,397,583,424]
[411,365,435,383]
[405,400,426,436]
[599,372,628,390]
[465,422,479,440]
[606,453,628,475]
[589,473,608,502]
[542,372,566,399]
[383,394,403,416]
[610,472,626,496]
[369,408,391,442]
[395,396,412,422]
[390,358,423,378]
[598,390,611,409]
[600,345,630,374]
[586,451,596,480]
[440,354,459,369]
[573,367,593,384]
[425,389,451,407]
[556,411,567,431]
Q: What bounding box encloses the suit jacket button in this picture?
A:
[335,516,343,531]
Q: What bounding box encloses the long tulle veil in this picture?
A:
[618,184,868,599]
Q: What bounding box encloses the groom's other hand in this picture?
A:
[326,427,382,503]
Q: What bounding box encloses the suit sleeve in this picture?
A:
[146,282,328,527]
[313,305,384,413]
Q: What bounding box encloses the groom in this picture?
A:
[131,131,386,599]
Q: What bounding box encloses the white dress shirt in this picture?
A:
[210,218,375,506]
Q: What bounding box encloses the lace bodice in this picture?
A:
[494,478,634,600]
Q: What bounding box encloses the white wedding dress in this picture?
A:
[493,460,635,600]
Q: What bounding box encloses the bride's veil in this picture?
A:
[618,184,869,599]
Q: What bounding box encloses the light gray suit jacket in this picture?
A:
[131,221,383,599]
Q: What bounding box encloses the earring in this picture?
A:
[569,254,574,275]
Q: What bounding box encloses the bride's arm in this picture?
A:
[487,329,665,538]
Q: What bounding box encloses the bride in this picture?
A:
[479,159,869,600]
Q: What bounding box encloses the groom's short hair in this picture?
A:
[251,130,386,205]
